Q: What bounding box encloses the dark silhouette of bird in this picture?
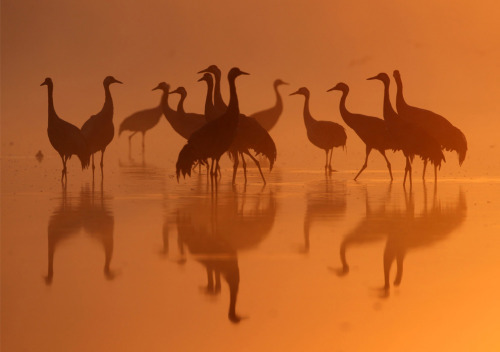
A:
[81,76,122,178]
[393,70,467,181]
[198,69,277,184]
[249,79,288,131]
[118,87,165,155]
[198,65,227,120]
[290,87,347,173]
[154,82,206,140]
[327,82,399,181]
[41,77,90,182]
[367,73,445,186]
[176,67,249,180]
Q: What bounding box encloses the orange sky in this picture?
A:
[2,0,499,174]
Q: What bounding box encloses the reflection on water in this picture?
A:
[46,184,116,284]
[302,179,346,253]
[337,183,467,297]
[165,179,277,323]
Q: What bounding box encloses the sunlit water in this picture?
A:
[2,154,500,352]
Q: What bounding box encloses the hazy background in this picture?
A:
[2,0,499,176]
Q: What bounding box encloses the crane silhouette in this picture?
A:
[81,76,122,178]
[367,73,445,186]
[393,70,468,181]
[176,67,249,180]
[154,82,206,140]
[327,82,399,181]
[198,64,227,120]
[249,79,288,131]
[290,87,347,173]
[118,86,165,155]
[41,78,90,182]
[198,69,277,184]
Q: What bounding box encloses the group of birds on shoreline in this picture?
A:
[41,66,467,186]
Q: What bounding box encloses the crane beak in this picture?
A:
[198,68,209,74]
[114,79,123,84]
[366,75,378,81]
[197,76,205,82]
[40,81,46,86]
[239,71,250,76]
[289,90,300,96]
[168,88,180,94]
[326,86,337,92]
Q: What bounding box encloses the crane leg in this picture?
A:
[434,164,438,183]
[91,154,95,175]
[422,159,427,180]
[354,146,371,181]
[100,149,105,178]
[128,132,137,157]
[246,152,266,185]
[403,156,412,187]
[324,150,329,173]
[380,150,393,181]
[142,132,145,155]
[232,152,239,184]
[60,155,67,182]
[241,153,247,184]
[328,148,336,172]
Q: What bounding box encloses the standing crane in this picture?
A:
[41,78,90,182]
[118,86,165,155]
[393,70,467,181]
[81,76,122,179]
[367,73,445,186]
[176,67,249,180]
[249,79,288,131]
[327,82,399,181]
[290,87,347,173]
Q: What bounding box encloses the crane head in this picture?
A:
[228,67,249,80]
[274,79,289,87]
[40,77,52,86]
[198,64,221,76]
[104,76,123,85]
[169,87,187,96]
[197,73,213,83]
[393,70,401,80]
[289,87,309,97]
[327,82,348,93]
[152,82,169,92]
[367,73,390,83]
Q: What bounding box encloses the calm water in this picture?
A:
[2,155,500,352]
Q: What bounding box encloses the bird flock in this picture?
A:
[41,67,467,186]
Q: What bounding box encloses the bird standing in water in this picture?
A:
[327,82,398,181]
[81,76,122,179]
[290,87,347,173]
[393,70,467,181]
[41,77,90,182]
[176,67,249,180]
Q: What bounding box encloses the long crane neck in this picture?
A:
[176,94,186,114]
[101,83,114,119]
[273,84,283,112]
[226,75,240,118]
[160,88,173,117]
[338,89,353,125]
[45,83,57,122]
[213,71,228,111]
[302,94,315,127]
[203,79,215,117]
[394,75,408,110]
[381,80,398,123]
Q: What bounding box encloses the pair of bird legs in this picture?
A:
[91,150,106,179]
[403,157,438,187]
[128,131,145,155]
[232,151,266,185]
[354,146,393,181]
[59,154,70,182]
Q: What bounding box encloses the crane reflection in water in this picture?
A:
[45,184,116,285]
[334,183,467,297]
[163,181,277,323]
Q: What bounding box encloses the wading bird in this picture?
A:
[327,82,398,180]
[393,70,467,181]
[367,73,445,186]
[41,78,90,182]
[249,79,288,131]
[290,87,347,173]
[81,76,122,178]
[118,86,165,154]
[176,67,249,180]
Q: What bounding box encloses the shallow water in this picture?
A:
[2,155,500,352]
